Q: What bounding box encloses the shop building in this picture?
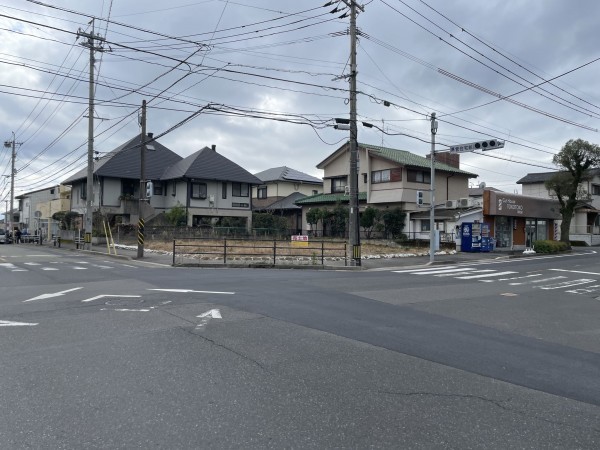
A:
[481,189,561,249]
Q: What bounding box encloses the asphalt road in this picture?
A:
[1,243,600,448]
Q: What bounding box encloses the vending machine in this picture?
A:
[461,222,490,252]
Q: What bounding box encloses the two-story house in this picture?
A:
[15,184,71,237]
[62,135,261,230]
[252,166,323,233]
[517,170,600,244]
[296,141,477,237]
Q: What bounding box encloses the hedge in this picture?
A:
[533,240,570,253]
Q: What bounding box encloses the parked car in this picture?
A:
[0,229,7,244]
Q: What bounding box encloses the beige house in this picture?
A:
[296,142,477,238]
[15,184,71,237]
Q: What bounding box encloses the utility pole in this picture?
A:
[4,132,20,241]
[78,21,105,250]
[347,0,363,266]
[429,113,438,263]
[137,100,147,259]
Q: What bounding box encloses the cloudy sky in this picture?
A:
[1,0,599,210]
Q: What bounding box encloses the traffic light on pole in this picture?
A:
[416,190,424,206]
[474,139,504,151]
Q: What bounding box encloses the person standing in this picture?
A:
[15,228,22,244]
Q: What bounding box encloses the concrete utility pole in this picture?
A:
[137,100,147,259]
[347,0,363,266]
[429,113,438,264]
[78,21,105,250]
[4,132,20,240]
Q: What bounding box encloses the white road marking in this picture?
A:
[414,268,478,275]
[0,320,38,326]
[549,269,600,276]
[497,274,543,281]
[198,309,222,319]
[148,289,235,295]
[566,285,600,294]
[72,267,88,270]
[509,276,567,286]
[392,265,461,273]
[41,267,59,271]
[23,262,41,266]
[535,279,596,290]
[92,265,113,269]
[434,269,494,277]
[81,294,141,303]
[24,287,84,302]
[456,271,517,279]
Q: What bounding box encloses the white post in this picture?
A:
[429,113,438,264]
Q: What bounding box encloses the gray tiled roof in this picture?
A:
[516,172,556,184]
[254,192,307,211]
[254,166,322,184]
[161,146,262,184]
[62,135,182,183]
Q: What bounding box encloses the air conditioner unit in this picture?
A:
[445,200,457,208]
[458,198,470,208]
[344,186,350,195]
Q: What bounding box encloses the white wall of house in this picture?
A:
[102,178,122,206]
[252,181,321,199]
[522,184,552,198]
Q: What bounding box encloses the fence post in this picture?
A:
[321,241,324,265]
[273,240,276,265]
[172,239,175,265]
[345,242,348,266]
[224,238,227,264]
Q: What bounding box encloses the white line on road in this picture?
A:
[0,320,38,326]
[549,269,600,276]
[198,309,222,319]
[509,276,566,286]
[566,285,600,294]
[81,294,141,303]
[535,279,596,290]
[101,308,151,312]
[456,271,517,279]
[24,287,84,302]
[148,289,235,295]
[392,265,461,274]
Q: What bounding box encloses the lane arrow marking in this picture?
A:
[81,294,141,303]
[24,287,84,302]
[149,289,235,295]
[0,320,38,327]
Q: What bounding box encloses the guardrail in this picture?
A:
[172,238,348,267]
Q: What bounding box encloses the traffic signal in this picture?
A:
[145,180,153,199]
[474,139,504,151]
[416,190,424,206]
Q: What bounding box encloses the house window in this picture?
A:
[172,182,176,197]
[222,182,227,199]
[312,190,318,195]
[331,177,347,193]
[257,186,267,199]
[80,181,86,200]
[407,169,431,184]
[153,182,163,196]
[50,188,55,195]
[592,184,600,196]
[421,220,430,232]
[122,180,136,196]
[191,182,207,199]
[371,169,391,184]
[232,182,249,197]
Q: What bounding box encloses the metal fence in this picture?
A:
[172,237,348,267]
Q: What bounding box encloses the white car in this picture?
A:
[0,229,7,244]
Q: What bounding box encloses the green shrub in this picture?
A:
[533,240,570,253]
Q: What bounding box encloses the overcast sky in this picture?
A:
[1,0,599,210]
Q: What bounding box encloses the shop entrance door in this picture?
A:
[495,216,512,248]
